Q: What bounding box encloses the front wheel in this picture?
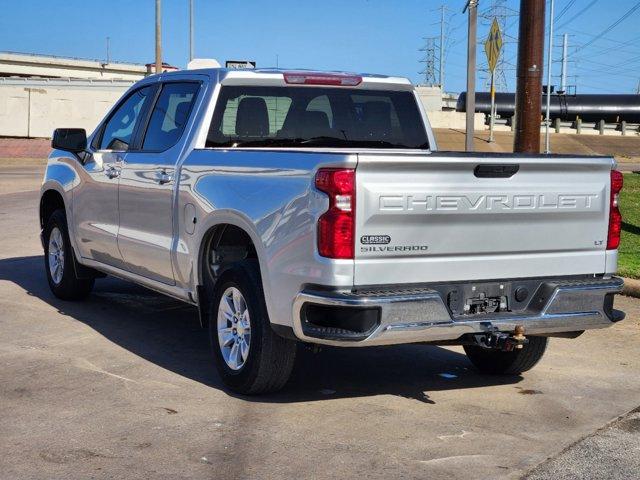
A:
[208,260,297,394]
[44,209,94,300]
[463,336,548,375]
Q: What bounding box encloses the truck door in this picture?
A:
[74,85,155,268]
[117,81,201,285]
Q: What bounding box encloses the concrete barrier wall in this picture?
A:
[2,80,482,139]
[0,79,132,138]
[426,110,485,130]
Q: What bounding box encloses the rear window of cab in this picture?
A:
[206,86,429,149]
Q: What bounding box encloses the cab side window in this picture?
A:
[142,82,200,151]
[99,86,153,151]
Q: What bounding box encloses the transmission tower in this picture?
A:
[419,37,438,86]
[479,0,518,92]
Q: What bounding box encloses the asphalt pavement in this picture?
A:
[1,164,639,479]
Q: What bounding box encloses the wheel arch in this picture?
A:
[39,188,66,230]
[195,214,272,328]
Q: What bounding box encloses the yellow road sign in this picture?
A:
[484,18,503,72]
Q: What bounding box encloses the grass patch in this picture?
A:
[618,172,640,279]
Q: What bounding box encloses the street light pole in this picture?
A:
[544,0,555,154]
[464,0,478,152]
[155,0,162,74]
[514,0,546,153]
[189,0,194,62]
[439,5,445,90]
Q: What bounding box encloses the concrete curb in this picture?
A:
[622,277,640,298]
[0,157,47,166]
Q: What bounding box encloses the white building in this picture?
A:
[0,77,137,138]
[0,52,181,138]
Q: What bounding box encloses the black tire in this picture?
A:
[44,209,94,300]
[463,336,548,375]
[208,259,297,394]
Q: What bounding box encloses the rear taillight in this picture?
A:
[607,170,623,250]
[315,168,355,259]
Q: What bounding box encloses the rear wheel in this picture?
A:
[463,336,548,375]
[208,260,297,394]
[44,209,94,300]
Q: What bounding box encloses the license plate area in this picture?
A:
[446,282,512,317]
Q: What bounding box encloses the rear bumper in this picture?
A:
[291,277,625,346]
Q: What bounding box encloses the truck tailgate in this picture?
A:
[354,152,613,285]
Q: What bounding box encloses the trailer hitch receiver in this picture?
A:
[473,325,528,351]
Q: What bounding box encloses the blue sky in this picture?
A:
[1,0,639,94]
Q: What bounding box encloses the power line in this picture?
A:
[572,32,640,60]
[566,27,640,48]
[572,61,640,80]
[577,54,640,70]
[575,1,640,52]
[556,0,599,29]
[555,0,577,22]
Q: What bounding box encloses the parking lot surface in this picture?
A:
[1,164,639,479]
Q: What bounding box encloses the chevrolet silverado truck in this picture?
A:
[41,66,625,394]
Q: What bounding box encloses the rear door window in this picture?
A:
[142,82,200,151]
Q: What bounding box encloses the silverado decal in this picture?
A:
[361,245,429,253]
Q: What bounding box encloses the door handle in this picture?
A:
[105,164,120,179]
[155,170,173,185]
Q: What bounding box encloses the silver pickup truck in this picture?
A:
[41,67,625,394]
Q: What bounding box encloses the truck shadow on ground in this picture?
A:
[0,255,523,403]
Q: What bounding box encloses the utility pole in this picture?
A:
[439,5,446,89]
[106,36,110,65]
[155,0,162,74]
[464,0,479,152]
[560,33,568,93]
[189,0,194,61]
[544,0,555,154]
[514,0,546,154]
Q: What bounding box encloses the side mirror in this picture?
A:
[52,128,87,153]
